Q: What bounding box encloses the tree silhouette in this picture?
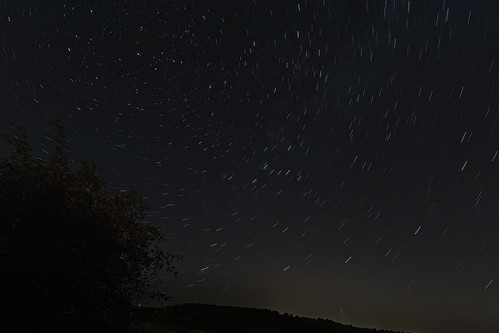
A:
[0,122,179,331]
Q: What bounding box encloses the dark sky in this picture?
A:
[1,1,498,332]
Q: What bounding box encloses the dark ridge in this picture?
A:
[131,303,409,333]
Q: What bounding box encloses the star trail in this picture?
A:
[1,1,497,332]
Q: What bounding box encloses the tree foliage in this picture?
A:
[0,122,179,330]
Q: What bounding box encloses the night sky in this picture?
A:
[1,1,498,332]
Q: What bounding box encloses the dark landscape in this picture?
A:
[130,304,408,333]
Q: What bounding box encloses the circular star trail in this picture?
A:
[1,1,497,332]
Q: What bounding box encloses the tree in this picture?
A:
[0,122,179,331]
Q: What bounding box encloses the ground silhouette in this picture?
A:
[130,303,409,333]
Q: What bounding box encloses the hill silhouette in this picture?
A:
[130,303,408,333]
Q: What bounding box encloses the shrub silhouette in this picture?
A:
[0,122,179,331]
